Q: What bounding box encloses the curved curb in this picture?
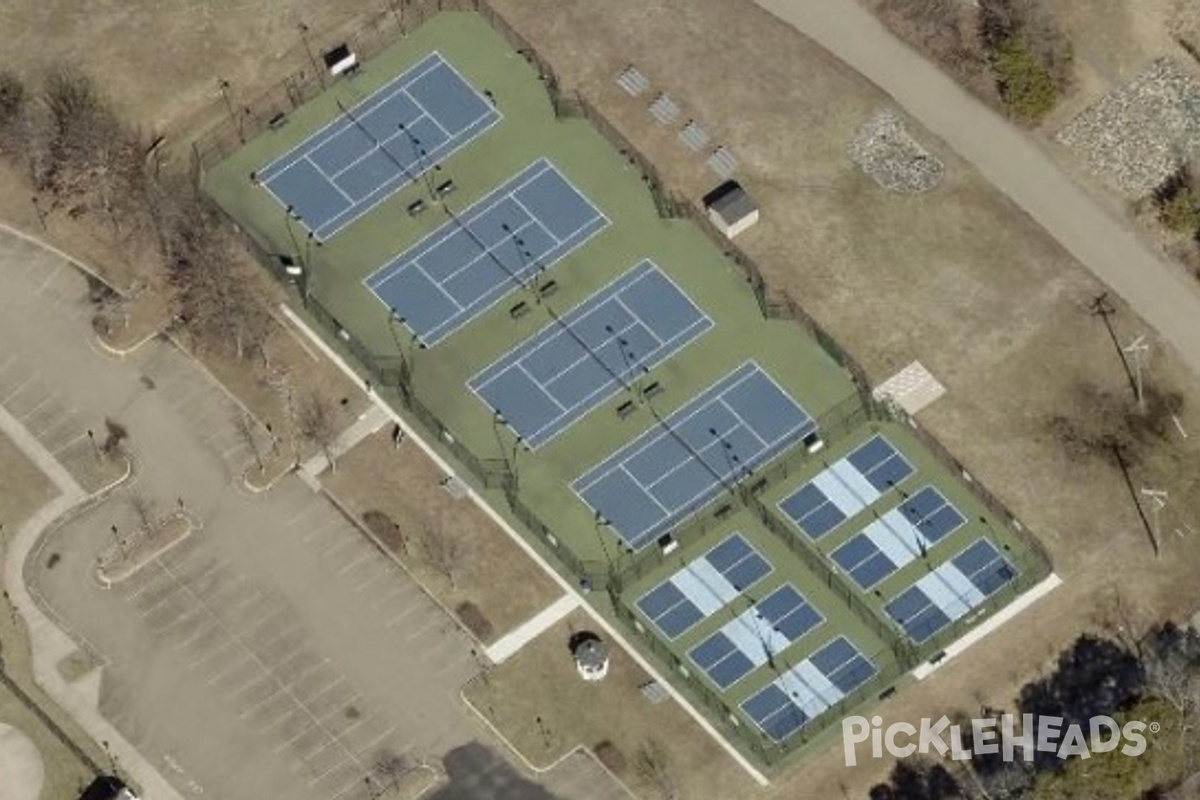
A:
[0,407,186,800]
[91,329,160,359]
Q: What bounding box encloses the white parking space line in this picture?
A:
[350,567,395,595]
[2,374,39,405]
[287,503,326,527]
[307,755,354,787]
[18,394,55,422]
[400,613,441,640]
[334,551,373,577]
[205,657,253,686]
[368,583,413,610]
[318,536,360,560]
[383,604,424,630]
[187,638,239,670]
[303,675,347,706]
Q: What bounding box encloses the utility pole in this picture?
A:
[1140,488,1167,558]
[1123,335,1150,412]
[1091,292,1138,399]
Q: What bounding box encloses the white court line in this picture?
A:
[508,192,561,245]
[0,353,17,378]
[363,159,556,290]
[305,155,355,205]
[433,217,540,287]
[411,257,467,312]
[419,204,611,346]
[258,52,446,179]
[383,603,424,629]
[402,83,453,141]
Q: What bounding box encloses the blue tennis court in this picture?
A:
[258,52,500,240]
[635,533,772,639]
[830,486,967,590]
[365,159,608,346]
[778,434,914,540]
[469,261,712,448]
[573,362,816,550]
[689,584,824,689]
[741,636,878,743]
[885,538,1018,642]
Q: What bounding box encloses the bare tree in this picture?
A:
[1143,645,1200,768]
[419,517,464,588]
[370,750,412,796]
[101,417,129,459]
[127,493,156,535]
[297,393,339,472]
[633,740,675,800]
[233,410,265,473]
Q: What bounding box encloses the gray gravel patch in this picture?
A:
[847,107,944,193]
[1057,58,1200,196]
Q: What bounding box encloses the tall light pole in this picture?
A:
[217,78,243,143]
[297,23,325,88]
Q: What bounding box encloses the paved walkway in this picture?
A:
[298,403,389,484]
[755,0,1200,380]
[484,593,580,665]
[0,403,185,800]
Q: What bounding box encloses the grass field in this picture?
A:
[204,8,1051,771]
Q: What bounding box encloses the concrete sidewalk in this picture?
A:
[484,593,580,665]
[297,403,389,487]
[0,403,185,800]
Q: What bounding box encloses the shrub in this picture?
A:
[992,35,1060,122]
[454,601,493,642]
[593,740,627,775]
[362,509,406,554]
[1159,187,1200,235]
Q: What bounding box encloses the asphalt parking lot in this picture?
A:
[1,232,631,800]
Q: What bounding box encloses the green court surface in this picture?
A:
[203,10,1050,770]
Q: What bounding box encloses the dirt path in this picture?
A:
[755,0,1200,379]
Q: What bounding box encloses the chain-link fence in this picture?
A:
[199,0,1052,770]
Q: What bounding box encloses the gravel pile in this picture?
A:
[1057,58,1200,196]
[847,108,944,194]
